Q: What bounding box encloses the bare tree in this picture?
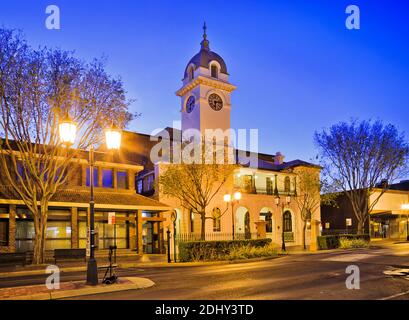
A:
[292,169,320,249]
[0,28,133,263]
[158,141,236,240]
[314,120,409,234]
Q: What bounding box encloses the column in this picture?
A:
[113,168,118,189]
[71,207,78,249]
[129,213,136,250]
[97,166,103,188]
[136,210,143,255]
[128,170,135,191]
[8,204,16,253]
[310,219,320,251]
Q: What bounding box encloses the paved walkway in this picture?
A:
[0,254,167,278]
[0,277,155,300]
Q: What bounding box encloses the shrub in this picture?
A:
[178,238,272,262]
[227,243,278,260]
[339,237,369,249]
[317,235,339,250]
[318,234,370,250]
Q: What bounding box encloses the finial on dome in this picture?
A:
[201,22,210,50]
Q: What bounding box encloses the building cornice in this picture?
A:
[176,76,237,97]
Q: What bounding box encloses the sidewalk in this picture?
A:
[0,254,168,278]
[0,277,155,300]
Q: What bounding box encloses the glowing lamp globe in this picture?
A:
[234,191,242,201]
[59,114,77,145]
[223,194,231,203]
[105,124,122,150]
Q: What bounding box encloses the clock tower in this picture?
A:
[176,23,237,141]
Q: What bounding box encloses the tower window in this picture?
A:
[211,65,218,78]
[189,67,194,81]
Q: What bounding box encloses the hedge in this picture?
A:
[178,238,272,262]
[317,234,370,250]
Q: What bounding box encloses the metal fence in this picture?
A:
[175,232,258,243]
[321,229,358,236]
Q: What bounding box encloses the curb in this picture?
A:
[3,277,155,300]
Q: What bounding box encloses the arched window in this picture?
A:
[188,67,194,81]
[283,211,292,232]
[211,65,218,78]
[190,210,194,233]
[284,176,291,193]
[212,208,221,232]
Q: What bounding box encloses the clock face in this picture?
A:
[208,93,223,111]
[186,96,195,113]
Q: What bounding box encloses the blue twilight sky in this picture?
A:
[1,0,409,162]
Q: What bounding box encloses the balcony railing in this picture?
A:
[236,186,296,196]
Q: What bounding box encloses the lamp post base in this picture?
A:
[86,258,98,286]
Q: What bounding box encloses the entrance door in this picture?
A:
[142,221,161,254]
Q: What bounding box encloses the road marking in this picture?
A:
[321,253,376,262]
[379,290,409,300]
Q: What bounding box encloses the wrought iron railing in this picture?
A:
[321,229,358,236]
[175,232,258,242]
[283,232,294,242]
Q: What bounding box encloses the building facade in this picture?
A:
[136,27,322,249]
[0,150,170,255]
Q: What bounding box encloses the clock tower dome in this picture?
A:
[176,23,237,140]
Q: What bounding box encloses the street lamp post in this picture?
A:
[275,193,291,252]
[223,191,241,240]
[401,204,409,241]
[59,116,122,286]
[171,211,177,262]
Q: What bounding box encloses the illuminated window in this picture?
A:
[102,169,113,188]
[283,211,292,232]
[86,168,99,187]
[190,210,194,233]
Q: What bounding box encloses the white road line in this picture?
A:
[379,290,409,300]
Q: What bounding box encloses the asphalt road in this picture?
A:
[2,242,409,300]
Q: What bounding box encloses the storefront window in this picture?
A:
[15,209,71,252]
[79,211,129,249]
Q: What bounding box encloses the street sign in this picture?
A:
[108,212,116,225]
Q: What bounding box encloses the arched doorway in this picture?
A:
[236,206,251,239]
